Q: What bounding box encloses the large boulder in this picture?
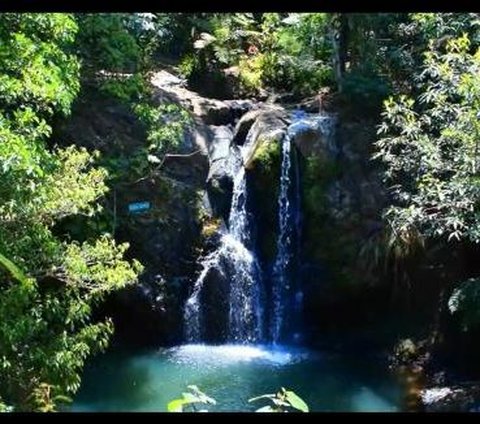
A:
[240,107,288,169]
[205,125,237,220]
[232,108,264,145]
[199,265,230,343]
[51,85,146,155]
[289,114,338,159]
[151,69,256,126]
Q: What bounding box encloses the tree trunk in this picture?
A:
[330,13,348,93]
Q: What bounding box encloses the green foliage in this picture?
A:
[249,387,309,412]
[40,147,108,222]
[337,13,480,115]
[0,397,12,412]
[99,73,147,103]
[197,13,259,66]
[182,13,261,95]
[410,13,480,52]
[90,67,193,184]
[178,54,197,79]
[0,253,29,286]
[238,53,264,93]
[250,137,281,173]
[448,278,480,330]
[376,35,480,245]
[76,14,140,74]
[100,150,150,185]
[334,14,406,114]
[31,383,72,413]
[0,13,80,117]
[61,236,143,295]
[0,238,142,411]
[261,13,334,97]
[167,385,216,412]
[153,14,213,60]
[179,13,333,97]
[167,386,308,413]
[0,13,142,411]
[375,33,480,326]
[358,226,424,289]
[134,101,194,158]
[341,70,391,116]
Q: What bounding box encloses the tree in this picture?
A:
[0,13,142,411]
[375,33,480,327]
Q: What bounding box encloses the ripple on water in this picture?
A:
[161,344,313,367]
[72,344,401,412]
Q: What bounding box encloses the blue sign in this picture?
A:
[128,201,151,214]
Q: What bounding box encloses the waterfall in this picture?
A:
[184,148,263,343]
[184,249,218,342]
[185,108,335,345]
[270,133,294,343]
[227,167,263,341]
[270,111,336,343]
[292,146,304,342]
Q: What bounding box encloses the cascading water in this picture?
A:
[227,166,264,341]
[185,109,336,345]
[184,145,263,343]
[270,111,336,343]
[270,132,294,343]
[293,147,303,329]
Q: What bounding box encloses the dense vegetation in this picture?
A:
[2,12,480,412]
[0,14,142,412]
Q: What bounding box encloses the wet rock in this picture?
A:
[421,385,480,412]
[116,175,203,278]
[199,265,230,343]
[296,96,321,113]
[290,114,338,158]
[51,86,146,155]
[232,109,264,146]
[151,70,255,127]
[192,98,255,126]
[206,126,236,220]
[242,107,288,169]
[196,99,232,125]
[224,99,257,123]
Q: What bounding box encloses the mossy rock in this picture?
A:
[249,134,282,172]
[248,137,282,262]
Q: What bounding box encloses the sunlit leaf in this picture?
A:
[167,399,186,412]
[285,390,309,412]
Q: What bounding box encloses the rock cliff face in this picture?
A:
[54,69,388,346]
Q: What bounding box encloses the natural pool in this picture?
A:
[72,344,402,412]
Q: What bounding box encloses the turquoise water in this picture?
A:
[72,344,402,412]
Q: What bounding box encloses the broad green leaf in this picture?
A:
[285,390,309,412]
[167,399,186,412]
[0,252,29,284]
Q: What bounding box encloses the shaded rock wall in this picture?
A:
[53,71,265,345]
[53,68,400,347]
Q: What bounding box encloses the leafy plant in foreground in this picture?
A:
[249,387,309,412]
[0,13,143,411]
[167,385,216,412]
[167,386,309,412]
